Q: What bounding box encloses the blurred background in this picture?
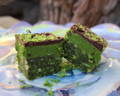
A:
[0,0,120,28]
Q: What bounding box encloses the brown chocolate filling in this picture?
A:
[24,38,64,47]
[71,25,104,51]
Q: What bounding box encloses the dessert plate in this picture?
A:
[0,22,120,96]
[0,49,116,91]
[0,49,120,96]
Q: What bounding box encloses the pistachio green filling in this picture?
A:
[25,43,63,59]
[63,32,102,72]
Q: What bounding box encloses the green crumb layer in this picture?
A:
[47,89,54,96]
[20,84,32,88]
[16,33,58,42]
[44,80,53,87]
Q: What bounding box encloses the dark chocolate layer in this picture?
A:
[24,38,64,47]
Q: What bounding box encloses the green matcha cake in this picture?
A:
[15,33,64,80]
[63,24,107,72]
[15,24,107,80]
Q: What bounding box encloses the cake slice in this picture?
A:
[15,33,64,80]
[63,24,107,72]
